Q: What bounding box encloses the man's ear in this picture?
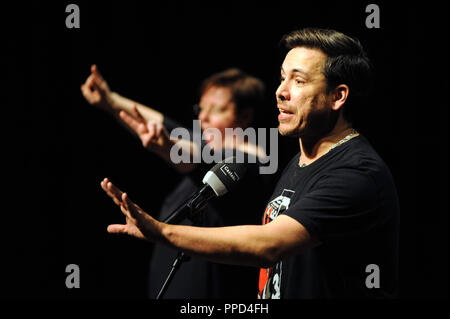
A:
[331,84,349,111]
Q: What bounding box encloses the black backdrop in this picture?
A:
[2,0,448,300]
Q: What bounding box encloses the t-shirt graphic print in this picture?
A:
[258,189,295,299]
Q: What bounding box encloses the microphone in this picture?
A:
[163,156,247,224]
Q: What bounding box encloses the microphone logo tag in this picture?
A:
[220,164,240,182]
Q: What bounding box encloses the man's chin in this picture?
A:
[278,124,299,138]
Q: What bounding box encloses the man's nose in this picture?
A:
[276,83,289,102]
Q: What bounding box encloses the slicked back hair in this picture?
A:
[281,28,372,123]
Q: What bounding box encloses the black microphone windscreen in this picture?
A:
[203,156,248,196]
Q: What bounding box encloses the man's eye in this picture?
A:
[296,79,304,84]
[280,76,285,82]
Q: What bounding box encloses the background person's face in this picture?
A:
[276,47,333,138]
[198,86,239,148]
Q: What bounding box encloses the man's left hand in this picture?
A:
[100,178,165,242]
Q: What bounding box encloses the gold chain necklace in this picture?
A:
[300,129,358,168]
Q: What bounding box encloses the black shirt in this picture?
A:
[258,135,400,299]
[148,117,273,298]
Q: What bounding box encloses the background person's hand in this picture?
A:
[81,64,114,111]
[101,178,164,241]
[119,104,171,151]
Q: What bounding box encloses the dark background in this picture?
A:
[2,0,448,300]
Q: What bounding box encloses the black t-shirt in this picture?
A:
[258,135,400,299]
[148,117,273,299]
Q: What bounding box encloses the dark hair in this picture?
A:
[199,68,265,118]
[281,28,372,122]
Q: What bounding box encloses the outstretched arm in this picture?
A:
[80,64,163,123]
[81,65,197,173]
[101,178,320,268]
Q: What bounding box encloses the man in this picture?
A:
[100,28,400,298]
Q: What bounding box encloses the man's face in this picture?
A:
[276,47,334,138]
[198,86,239,147]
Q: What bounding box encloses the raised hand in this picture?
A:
[119,104,171,151]
[81,64,114,110]
[101,178,164,241]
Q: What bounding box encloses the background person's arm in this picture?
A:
[81,64,163,123]
[81,64,197,173]
[118,106,198,173]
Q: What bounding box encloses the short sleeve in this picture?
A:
[285,167,383,243]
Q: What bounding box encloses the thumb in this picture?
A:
[107,224,128,234]
[91,64,98,74]
[91,64,106,86]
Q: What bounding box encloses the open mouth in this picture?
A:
[278,104,294,114]
[278,106,294,121]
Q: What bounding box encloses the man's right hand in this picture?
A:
[81,64,114,111]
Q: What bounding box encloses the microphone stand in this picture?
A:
[156,191,209,300]
[156,251,191,300]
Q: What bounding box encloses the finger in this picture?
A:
[84,74,102,98]
[81,84,91,98]
[100,178,111,193]
[147,121,156,139]
[90,76,102,91]
[120,110,148,134]
[107,224,128,234]
[119,110,139,130]
[133,104,146,122]
[122,193,140,218]
[122,193,130,212]
[91,64,101,78]
[101,183,122,206]
[147,121,156,140]
[119,194,133,219]
[100,178,113,195]
[155,122,165,139]
[120,203,132,219]
[81,84,96,102]
[91,64,105,86]
[100,178,123,206]
[107,181,124,201]
[85,73,96,88]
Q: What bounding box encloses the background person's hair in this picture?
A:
[199,68,265,124]
[281,28,372,123]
